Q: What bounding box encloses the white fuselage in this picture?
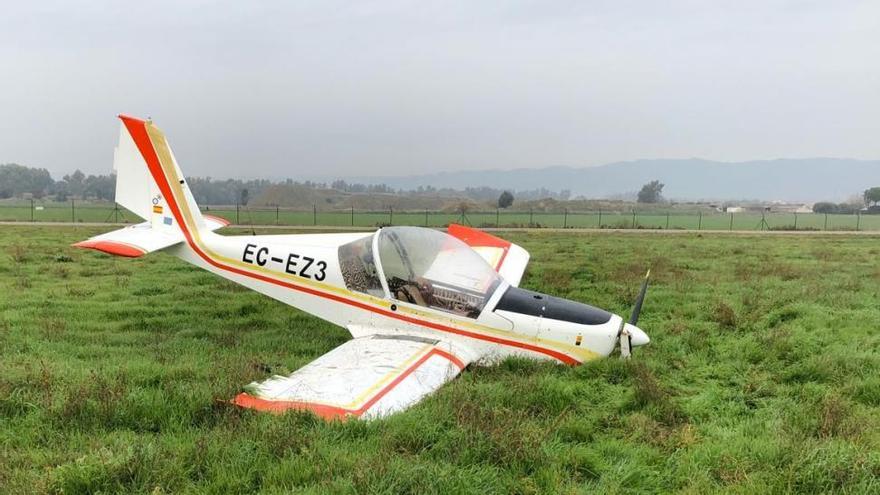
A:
[100,114,645,369]
[169,229,633,366]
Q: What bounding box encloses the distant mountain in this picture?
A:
[329,158,880,202]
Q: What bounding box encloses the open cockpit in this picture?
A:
[338,227,503,318]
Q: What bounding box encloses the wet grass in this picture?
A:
[1,225,879,493]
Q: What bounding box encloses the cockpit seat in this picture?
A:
[396,284,427,306]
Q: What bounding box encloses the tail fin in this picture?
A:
[114,114,207,234]
[73,115,231,258]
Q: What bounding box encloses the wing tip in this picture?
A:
[203,214,232,227]
[231,393,351,419]
[447,223,510,248]
[73,239,146,258]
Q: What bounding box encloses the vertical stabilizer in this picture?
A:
[113,115,206,234]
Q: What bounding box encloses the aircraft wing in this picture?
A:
[232,334,474,420]
[447,224,530,286]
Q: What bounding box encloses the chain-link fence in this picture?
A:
[1,200,878,231]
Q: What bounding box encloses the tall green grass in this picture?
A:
[1,226,879,493]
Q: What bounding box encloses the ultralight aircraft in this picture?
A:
[75,115,651,419]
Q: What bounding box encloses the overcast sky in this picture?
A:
[1,1,877,179]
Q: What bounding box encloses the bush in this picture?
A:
[812,202,861,214]
[812,202,837,214]
[712,301,738,330]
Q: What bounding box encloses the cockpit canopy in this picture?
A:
[338,227,502,318]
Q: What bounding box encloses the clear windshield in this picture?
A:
[377,227,502,318]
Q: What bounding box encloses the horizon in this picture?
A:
[5,156,878,203]
[6,155,878,184]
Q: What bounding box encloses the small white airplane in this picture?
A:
[74,115,650,420]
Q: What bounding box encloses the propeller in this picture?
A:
[618,269,650,359]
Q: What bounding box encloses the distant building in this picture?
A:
[724,203,812,214]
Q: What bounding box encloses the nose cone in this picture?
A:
[624,323,650,346]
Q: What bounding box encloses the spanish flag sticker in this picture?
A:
[153,205,163,214]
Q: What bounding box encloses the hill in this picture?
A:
[331,158,880,202]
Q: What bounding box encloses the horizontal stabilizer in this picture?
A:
[73,215,229,258]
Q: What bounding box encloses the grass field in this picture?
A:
[1,202,878,231]
[2,225,879,493]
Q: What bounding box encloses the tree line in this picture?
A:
[6,163,877,210]
[0,164,114,201]
[0,164,573,205]
[812,187,880,213]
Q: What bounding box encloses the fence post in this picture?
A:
[529,208,533,226]
[276,206,279,225]
[698,211,702,231]
[425,209,429,227]
[114,202,118,223]
[235,203,240,224]
[389,206,393,225]
[313,203,317,226]
[793,212,797,231]
[665,212,669,229]
[563,208,568,228]
[31,199,34,222]
[631,210,636,229]
[351,206,355,226]
[496,208,499,227]
[824,213,828,231]
[71,199,75,223]
[598,209,602,228]
[729,213,733,231]
[856,211,861,231]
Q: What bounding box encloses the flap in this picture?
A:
[447,224,530,286]
[232,335,472,420]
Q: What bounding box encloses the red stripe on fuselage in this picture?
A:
[118,115,579,366]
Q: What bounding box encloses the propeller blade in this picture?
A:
[628,269,650,326]
[618,269,650,359]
